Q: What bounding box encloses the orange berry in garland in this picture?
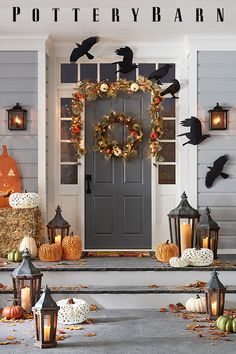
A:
[150,132,158,141]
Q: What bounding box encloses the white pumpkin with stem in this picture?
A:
[185,295,207,313]
[182,246,214,266]
[9,191,40,209]
[169,256,190,268]
[19,236,37,259]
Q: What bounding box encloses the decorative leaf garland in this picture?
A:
[71,75,164,162]
[94,111,143,159]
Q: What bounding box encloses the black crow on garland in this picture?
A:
[178,116,210,146]
[205,154,230,188]
[70,36,100,62]
[148,64,173,84]
[113,46,138,74]
[160,79,180,99]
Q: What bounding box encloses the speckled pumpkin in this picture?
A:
[39,243,62,262]
[155,240,179,263]
[62,232,82,260]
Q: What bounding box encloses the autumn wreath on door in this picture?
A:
[70,75,164,162]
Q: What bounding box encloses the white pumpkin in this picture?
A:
[9,192,40,209]
[185,295,207,313]
[169,256,189,268]
[57,298,90,325]
[19,237,37,259]
[182,247,214,266]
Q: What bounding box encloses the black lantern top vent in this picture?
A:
[206,269,226,291]
[168,192,200,219]
[47,205,70,229]
[33,285,60,310]
[12,249,42,277]
[198,207,220,231]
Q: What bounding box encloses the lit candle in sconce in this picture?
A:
[15,116,21,128]
[54,235,61,246]
[44,325,51,341]
[21,286,31,311]
[214,116,221,127]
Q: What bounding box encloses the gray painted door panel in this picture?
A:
[85,93,151,249]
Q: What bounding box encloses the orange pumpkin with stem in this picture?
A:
[155,240,179,263]
[39,244,62,262]
[2,303,24,319]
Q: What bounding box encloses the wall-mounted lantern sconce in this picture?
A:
[209,103,228,130]
[7,102,27,130]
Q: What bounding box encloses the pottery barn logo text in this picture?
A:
[12,7,225,22]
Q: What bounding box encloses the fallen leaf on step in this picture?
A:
[6,336,16,340]
[23,312,33,320]
[176,302,186,310]
[84,318,95,324]
[58,329,67,334]
[169,304,178,313]
[159,308,167,312]
[148,284,158,288]
[0,341,20,345]
[64,325,83,331]
[90,304,97,311]
[56,334,68,341]
[84,332,96,337]
[78,284,88,289]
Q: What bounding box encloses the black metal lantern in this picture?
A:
[205,269,226,320]
[168,192,200,255]
[196,207,220,259]
[47,205,70,245]
[32,285,60,349]
[209,103,228,130]
[12,249,43,312]
[7,102,27,130]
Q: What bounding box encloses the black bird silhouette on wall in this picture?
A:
[148,64,173,84]
[205,154,230,188]
[178,116,210,146]
[112,46,138,74]
[160,79,180,98]
[70,36,100,62]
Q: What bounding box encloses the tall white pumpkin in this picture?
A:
[19,236,37,259]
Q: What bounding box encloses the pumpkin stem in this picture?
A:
[196,295,200,299]
[67,298,75,304]
[165,240,169,245]
[70,232,74,237]
[2,145,7,156]
[195,245,201,251]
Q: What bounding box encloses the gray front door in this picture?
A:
[85,92,151,249]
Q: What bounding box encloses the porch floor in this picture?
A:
[0,308,235,354]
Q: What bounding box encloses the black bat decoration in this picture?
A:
[112,46,138,74]
[70,36,100,62]
[160,79,180,99]
[178,116,210,146]
[148,64,173,84]
[205,154,230,188]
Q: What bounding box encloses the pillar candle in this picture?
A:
[54,235,61,246]
[180,223,191,255]
[44,325,51,341]
[202,237,209,248]
[21,287,31,311]
[211,300,217,316]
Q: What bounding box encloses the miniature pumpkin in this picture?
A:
[155,240,179,263]
[39,243,62,262]
[0,145,21,208]
[182,246,214,266]
[169,256,189,268]
[217,315,236,332]
[185,295,206,313]
[9,191,40,209]
[19,236,37,259]
[57,298,90,324]
[62,232,82,260]
[2,304,24,319]
[7,250,22,262]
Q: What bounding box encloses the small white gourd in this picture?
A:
[19,236,37,259]
[57,298,90,325]
[169,256,189,268]
[9,192,40,209]
[182,247,213,266]
[185,295,207,313]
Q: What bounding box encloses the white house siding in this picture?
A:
[197,51,236,249]
[0,51,38,192]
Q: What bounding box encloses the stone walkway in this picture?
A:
[0,309,235,354]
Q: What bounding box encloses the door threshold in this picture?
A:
[84,251,152,257]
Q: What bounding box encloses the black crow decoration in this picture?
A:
[113,46,138,74]
[70,36,100,62]
[160,79,180,99]
[205,154,230,188]
[148,64,173,84]
[178,116,210,146]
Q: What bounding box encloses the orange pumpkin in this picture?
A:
[62,232,82,260]
[155,240,179,263]
[2,304,24,319]
[39,243,62,262]
[0,145,21,208]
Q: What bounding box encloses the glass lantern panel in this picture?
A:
[210,293,218,317]
[43,314,52,342]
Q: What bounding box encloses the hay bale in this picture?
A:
[0,207,44,257]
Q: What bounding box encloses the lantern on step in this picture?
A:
[205,269,226,320]
[7,102,27,130]
[47,205,70,245]
[209,103,228,130]
[12,248,43,312]
[168,192,200,256]
[196,207,220,259]
[32,285,60,349]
